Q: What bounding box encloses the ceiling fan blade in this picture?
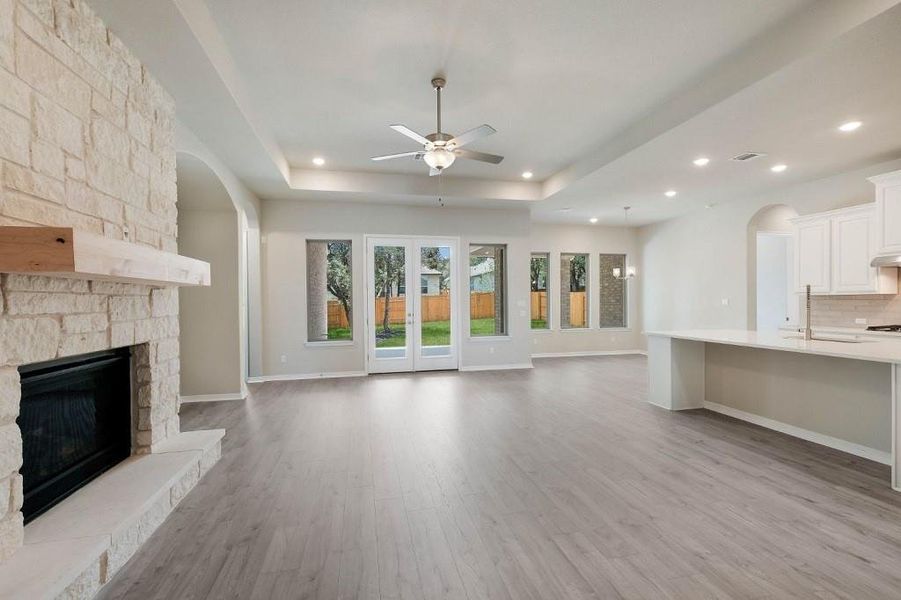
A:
[454,149,504,164]
[448,124,496,148]
[371,151,423,161]
[389,124,430,145]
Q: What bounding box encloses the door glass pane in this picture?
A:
[530,253,549,329]
[420,245,452,356]
[561,253,588,329]
[373,245,407,358]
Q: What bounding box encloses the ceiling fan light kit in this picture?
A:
[371,77,504,176]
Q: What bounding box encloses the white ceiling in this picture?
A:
[88,0,901,225]
[204,0,809,180]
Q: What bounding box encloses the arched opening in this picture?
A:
[176,154,244,399]
[747,204,800,331]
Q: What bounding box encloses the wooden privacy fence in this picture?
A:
[568,291,586,327]
[528,290,585,326]
[328,291,586,328]
[328,292,455,328]
[530,291,547,319]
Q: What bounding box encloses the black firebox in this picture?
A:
[18,348,132,523]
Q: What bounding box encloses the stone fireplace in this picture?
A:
[0,0,223,596]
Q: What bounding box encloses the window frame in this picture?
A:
[305,238,355,345]
[598,253,629,330]
[559,252,590,330]
[529,252,551,331]
[468,243,509,339]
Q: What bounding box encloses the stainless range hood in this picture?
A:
[871,254,901,267]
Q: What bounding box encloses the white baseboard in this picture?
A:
[459,362,534,372]
[179,392,246,403]
[247,371,368,383]
[703,400,891,465]
[531,350,645,358]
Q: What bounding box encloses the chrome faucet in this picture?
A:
[804,284,812,341]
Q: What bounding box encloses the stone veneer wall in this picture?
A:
[0,0,181,560]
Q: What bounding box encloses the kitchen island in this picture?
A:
[647,329,901,489]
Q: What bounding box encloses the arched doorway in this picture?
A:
[176,154,244,400]
[747,204,800,331]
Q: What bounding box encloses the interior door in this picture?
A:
[367,237,458,373]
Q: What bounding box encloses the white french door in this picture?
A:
[366,236,458,373]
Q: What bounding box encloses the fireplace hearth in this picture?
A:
[18,349,132,523]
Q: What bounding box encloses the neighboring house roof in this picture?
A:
[469,261,494,277]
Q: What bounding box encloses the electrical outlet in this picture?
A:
[855,318,867,325]
[280,355,287,363]
[721,298,729,306]
[489,347,495,354]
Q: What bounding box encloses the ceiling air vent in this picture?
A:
[731,152,767,162]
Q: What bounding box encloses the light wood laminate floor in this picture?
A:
[99,356,901,599]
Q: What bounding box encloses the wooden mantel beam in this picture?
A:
[0,227,210,287]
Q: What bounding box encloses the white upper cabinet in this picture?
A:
[793,217,831,293]
[870,169,901,255]
[792,204,897,295]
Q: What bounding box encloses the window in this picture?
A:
[560,253,588,329]
[420,276,429,295]
[530,253,549,329]
[306,240,352,342]
[469,244,506,336]
[599,254,627,328]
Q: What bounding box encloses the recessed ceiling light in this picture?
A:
[589,217,598,224]
[693,157,710,167]
[838,121,862,132]
[770,164,787,173]
[312,157,325,166]
[664,190,677,198]
[522,171,533,179]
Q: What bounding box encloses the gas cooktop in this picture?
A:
[866,325,901,332]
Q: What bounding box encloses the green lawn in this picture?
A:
[327,327,352,341]
[531,319,547,329]
[372,318,501,348]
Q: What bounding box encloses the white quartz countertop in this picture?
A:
[646,329,901,364]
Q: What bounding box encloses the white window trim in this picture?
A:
[468,335,512,342]
[305,340,356,348]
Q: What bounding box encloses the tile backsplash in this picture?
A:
[810,294,901,328]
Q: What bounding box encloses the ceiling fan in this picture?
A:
[371,77,504,176]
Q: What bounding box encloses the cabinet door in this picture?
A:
[832,211,877,293]
[878,182,901,253]
[794,219,830,293]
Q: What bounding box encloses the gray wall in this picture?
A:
[178,209,242,396]
[705,344,892,453]
[260,199,533,376]
[530,223,642,354]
